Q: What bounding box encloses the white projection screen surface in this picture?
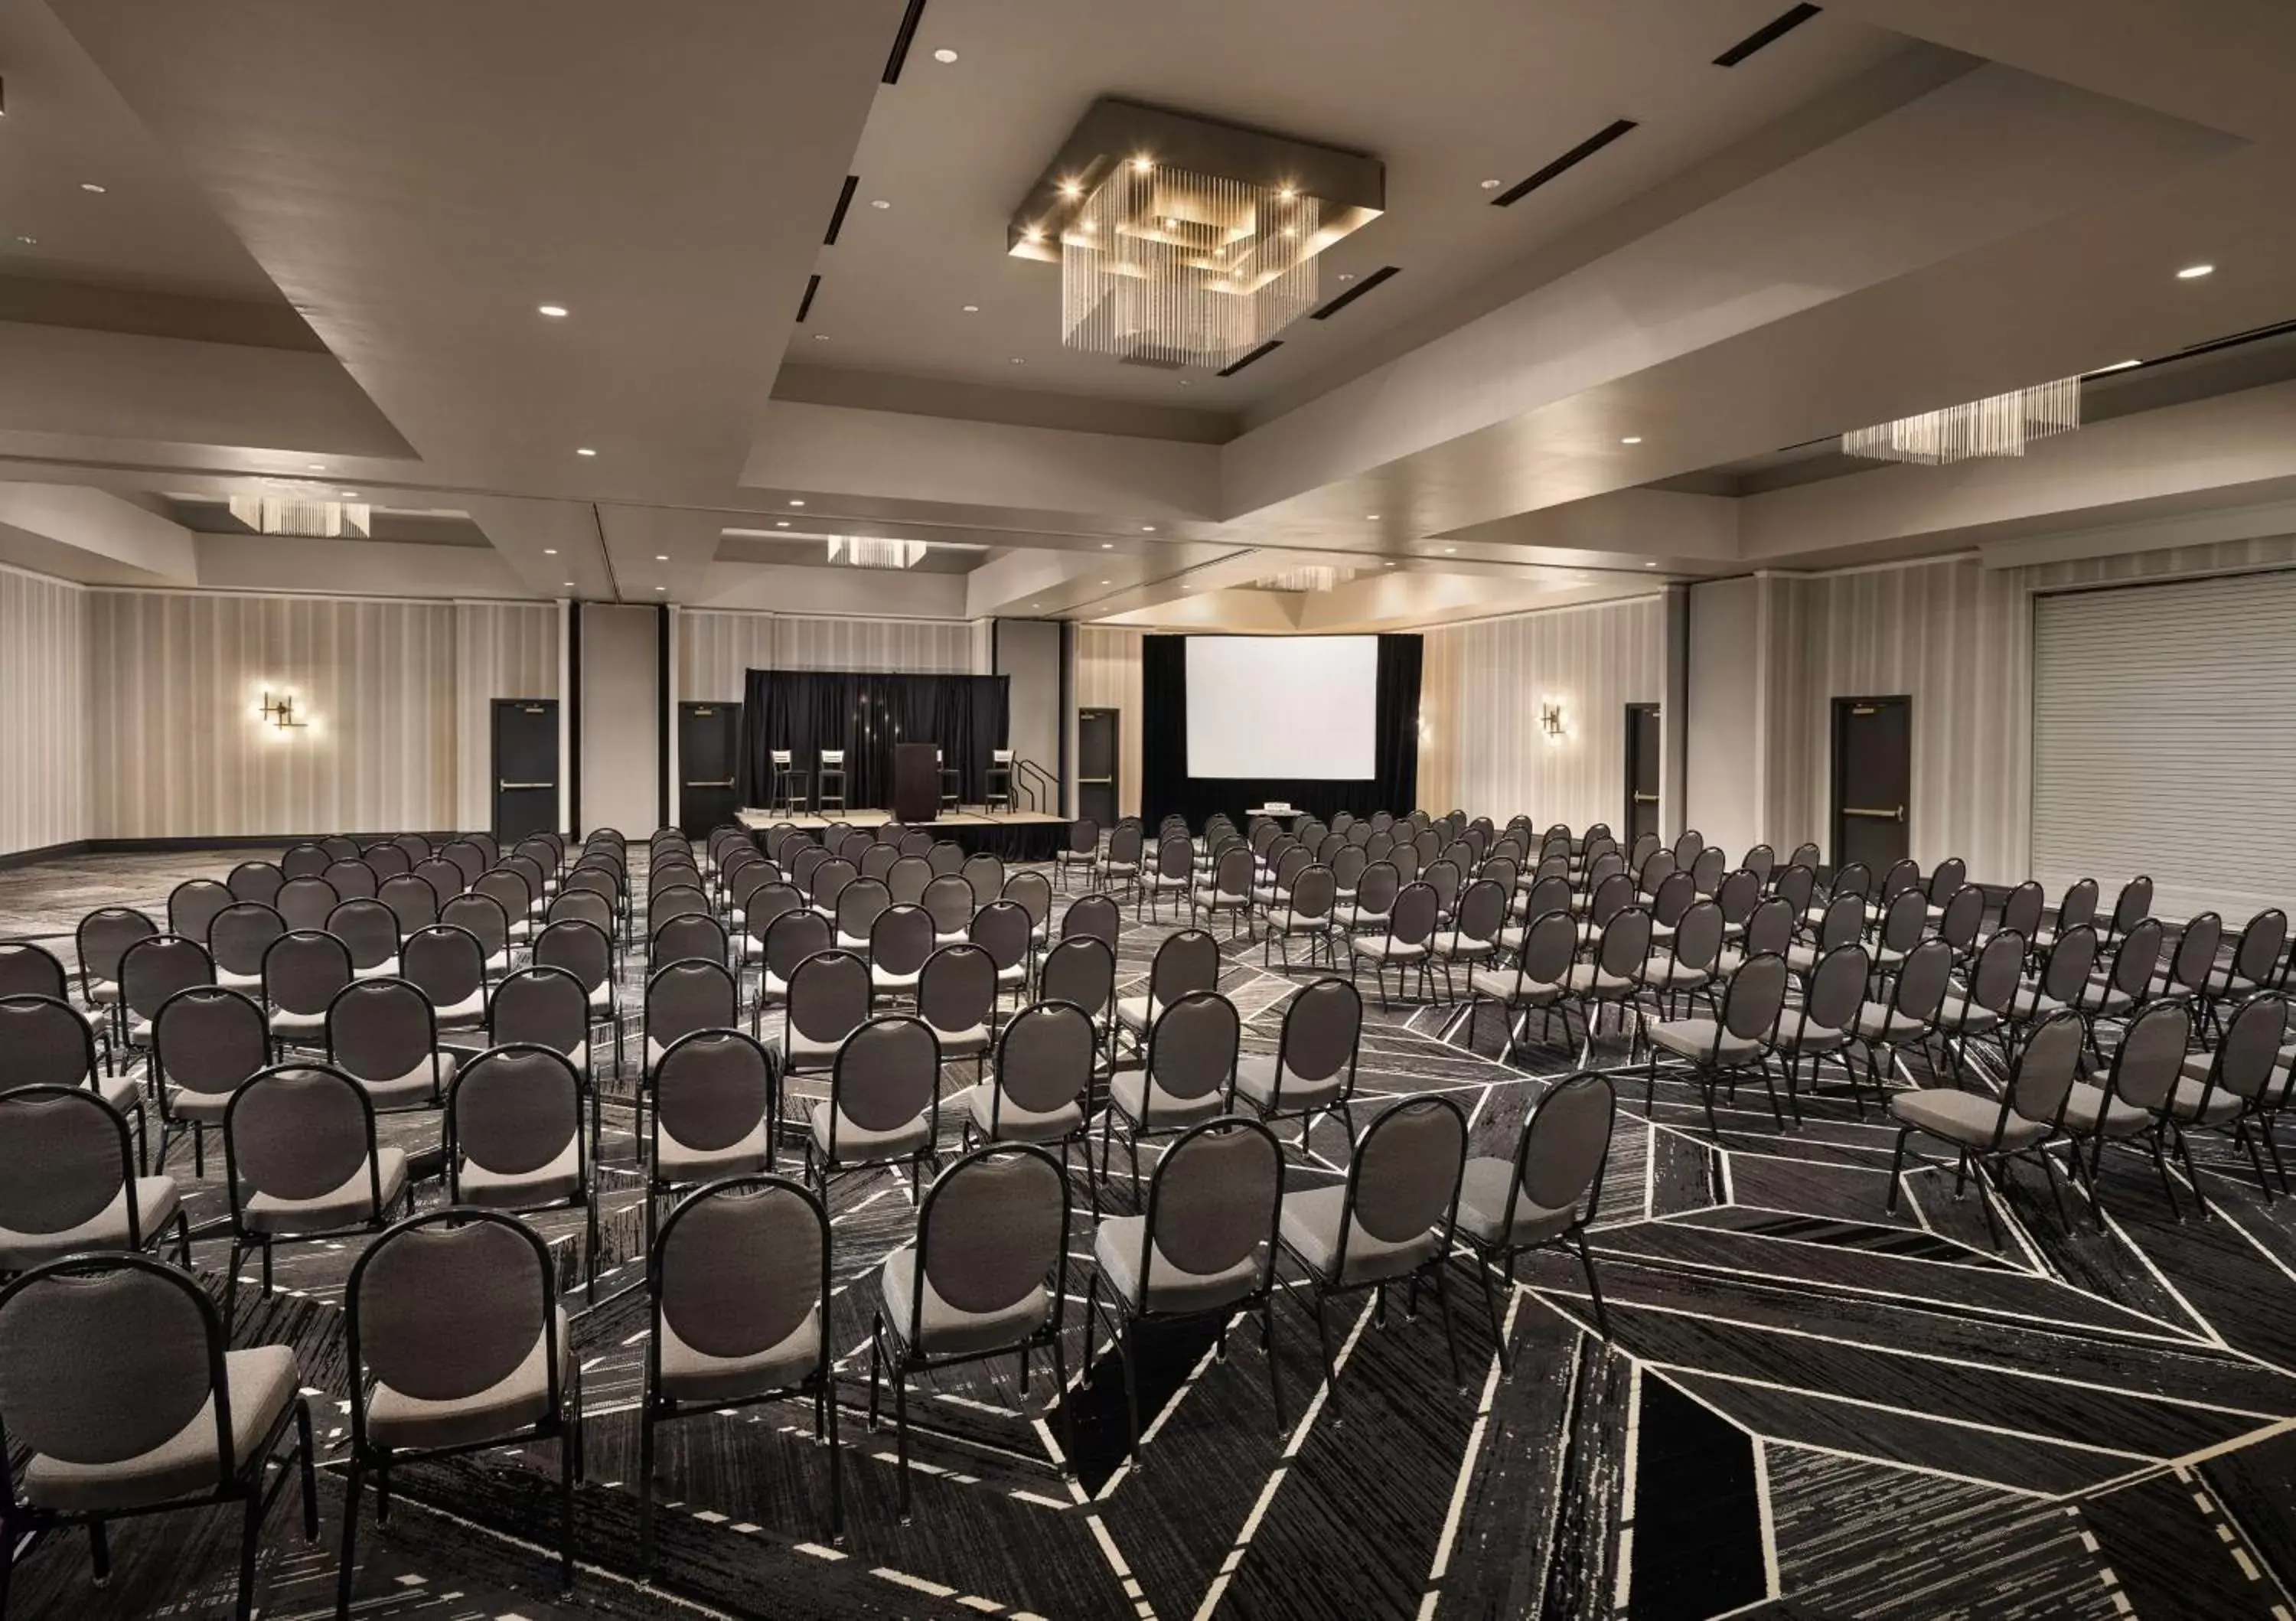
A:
[1185,636,1378,779]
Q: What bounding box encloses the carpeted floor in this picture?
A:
[3,845,2294,1621]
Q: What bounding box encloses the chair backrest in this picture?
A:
[1422,859,1461,918]
[363,841,412,880]
[76,906,157,990]
[927,839,967,878]
[969,899,1032,971]
[651,1176,826,1387]
[1816,892,1865,951]
[2234,909,2289,987]
[0,1254,228,1491]
[881,856,929,907]
[1880,858,1921,903]
[263,929,353,1018]
[548,886,616,940]
[319,858,378,902]
[1877,889,1928,954]
[760,910,832,983]
[1038,936,1115,1021]
[0,993,99,1091]
[1354,860,1401,916]
[532,917,613,994]
[1513,1071,1614,1221]
[274,875,340,934]
[227,861,286,908]
[153,985,269,1105]
[2007,1010,2086,1129]
[402,924,485,1009]
[415,857,468,902]
[1150,928,1221,1007]
[1964,931,2027,1016]
[992,1000,1094,1119]
[1287,864,1338,923]
[913,1143,1068,1334]
[788,950,871,1044]
[449,1045,582,1191]
[740,880,804,944]
[657,912,732,970]
[1062,892,1121,947]
[870,905,935,980]
[489,965,590,1056]
[121,933,215,1019]
[1274,977,1359,1095]
[1587,872,1636,929]
[327,978,436,1088]
[648,886,712,939]
[1595,907,1652,978]
[281,841,332,880]
[1936,885,1985,952]
[647,958,739,1052]
[0,1087,138,1244]
[1719,952,1789,1041]
[1137,1117,1282,1300]
[2206,991,2293,1104]
[1211,845,1253,901]
[2169,913,2221,994]
[1804,944,1870,1033]
[169,879,235,943]
[653,1029,775,1164]
[1146,990,1239,1104]
[1997,880,2044,941]
[1886,940,1957,1026]
[1771,864,1815,915]
[1649,869,1695,928]
[1671,900,1726,974]
[834,877,891,944]
[2038,925,2100,1004]
[810,858,856,912]
[442,840,490,888]
[2107,876,2154,936]
[2105,1000,2190,1114]
[347,1210,558,1439]
[858,843,898,882]
[1386,882,1440,947]
[830,1016,939,1140]
[1066,818,1100,856]
[2109,918,2165,999]
[2055,877,2099,933]
[1344,1096,1466,1257]
[1926,856,1967,903]
[0,942,70,1003]
[223,1062,383,1218]
[1831,861,1872,902]
[376,873,439,936]
[478,867,536,924]
[923,873,977,938]
[1741,897,1795,958]
[439,892,510,962]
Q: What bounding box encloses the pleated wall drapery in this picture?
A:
[739,668,1009,812]
[1139,633,1420,828]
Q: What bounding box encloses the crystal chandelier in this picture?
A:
[1255,563,1356,593]
[1842,377,2081,467]
[1061,166,1320,370]
[827,536,925,570]
[227,495,371,538]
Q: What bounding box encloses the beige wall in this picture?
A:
[579,604,660,839]
[1421,596,1668,827]
[0,565,90,856]
[677,610,981,703]
[1075,625,1146,820]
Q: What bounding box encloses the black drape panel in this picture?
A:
[1140,634,1421,828]
[739,670,1009,812]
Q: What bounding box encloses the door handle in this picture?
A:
[683,778,735,789]
[1632,792,1658,805]
[1843,804,1906,822]
[1080,776,1114,784]
[498,781,555,791]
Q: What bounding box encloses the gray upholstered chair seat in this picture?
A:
[367,1306,571,1450]
[1143,872,1189,892]
[996,961,1027,989]
[657,1304,819,1404]
[2057,1082,2152,1138]
[459,1139,581,1207]
[245,1149,409,1235]
[1094,1217,1261,1313]
[1453,1158,1575,1249]
[353,1058,442,1109]
[216,967,263,993]
[162,1083,236,1124]
[1771,1019,1846,1055]
[871,964,921,993]
[269,1007,327,1039]
[2164,1077,2246,1127]
[1110,1069,1225,1129]
[879,1245,1049,1357]
[1431,931,1496,961]
[1851,1003,1926,1042]
[1560,963,1632,996]
[960,1081,1082,1142]
[1648,1019,1761,1062]
[1267,908,1329,934]
[1888,1089,2042,1150]
[20,1344,296,1513]
[1933,996,1999,1034]
[0,1176,179,1272]
[87,978,120,1005]
[1784,943,1822,974]
[1114,995,1156,1033]
[1232,1053,1342,1111]
[484,948,514,974]
[431,990,486,1029]
[932,1023,991,1059]
[1277,1186,1437,1286]
[1354,937,1427,963]
[783,1026,847,1069]
[1468,967,1562,1006]
[1642,957,1711,990]
[1334,905,1390,929]
[2180,1047,2296,1088]
[809,1101,930,1161]
[653,1122,771,1184]
[94,1071,145,1116]
[753,968,791,1006]
[1191,887,1248,909]
[352,957,400,980]
[836,931,872,954]
[588,980,615,1014]
[2071,985,2135,1016]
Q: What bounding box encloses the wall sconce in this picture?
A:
[1539,699,1566,743]
[257,690,308,732]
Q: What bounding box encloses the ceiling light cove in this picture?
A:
[1007,97,1384,372]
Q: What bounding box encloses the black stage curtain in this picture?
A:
[1140,634,1421,828]
[738,669,1009,813]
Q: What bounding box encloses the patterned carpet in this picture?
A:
[2,845,2293,1621]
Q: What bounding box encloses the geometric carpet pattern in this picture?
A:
[2,847,2292,1620]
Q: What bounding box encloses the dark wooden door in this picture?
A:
[1078,708,1118,827]
[1625,703,1662,844]
[1831,696,1911,871]
[491,700,559,845]
[677,702,742,838]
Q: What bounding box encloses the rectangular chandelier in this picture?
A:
[1841,377,2081,467]
[1255,563,1357,593]
[1062,168,1321,370]
[227,495,371,538]
[1011,99,1384,373]
[827,536,925,570]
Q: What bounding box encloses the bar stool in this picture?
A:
[937,747,961,814]
[817,749,846,815]
[770,749,809,816]
[984,749,1014,814]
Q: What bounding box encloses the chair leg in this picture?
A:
[559,1414,577,1590]
[639,1407,656,1572]
[866,1315,883,1432]
[1261,1295,1284,1430]
[295,1398,319,1541]
[2172,1123,2211,1221]
[1430,1260,1464,1391]
[236,1485,263,1621]
[1886,1127,1910,1213]
[1309,1287,1339,1401]
[335,1454,364,1619]
[894,1362,913,1523]
[1120,1315,1143,1469]
[1571,1230,1611,1340]
[824,1370,846,1544]
[2032,1143,2073,1231]
[2149,1131,2183,1222]
[1474,1251,1511,1376]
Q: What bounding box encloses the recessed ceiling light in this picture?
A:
[933,47,958,63]
[1384,562,1396,568]
[1444,546,1457,554]
[2177,263,2214,279]
[1101,580,1111,585]
[1010,357,1025,364]
[1141,525,1156,533]
[789,498,805,507]
[1644,560,1657,568]
[306,463,325,471]
[79,182,106,194]
[1336,272,1355,282]
[654,554,668,562]
[654,585,665,592]
[1479,178,1502,190]
[536,304,569,318]
[1131,156,1154,172]
[776,520,791,528]
[1620,435,1642,445]
[870,198,890,210]
[543,548,558,556]
[576,447,597,457]
[1365,513,1380,520]
[812,333,830,341]
[12,236,34,246]
[961,304,980,313]
[339,490,360,498]
[1101,543,1114,550]
[563,581,575,588]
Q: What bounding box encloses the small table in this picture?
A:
[1248,806,1306,824]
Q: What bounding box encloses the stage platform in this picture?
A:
[735,806,1070,862]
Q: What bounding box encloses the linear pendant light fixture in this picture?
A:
[1841,376,2082,467]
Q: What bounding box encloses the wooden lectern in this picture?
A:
[892,742,941,823]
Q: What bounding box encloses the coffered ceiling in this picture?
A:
[0,0,2291,628]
